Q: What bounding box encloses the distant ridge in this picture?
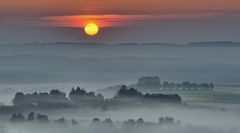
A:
[117,41,240,46]
[117,42,182,46]
[1,41,240,46]
[187,41,240,46]
[0,42,108,46]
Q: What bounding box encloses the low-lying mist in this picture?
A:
[2,105,240,133]
[0,44,240,133]
[0,99,239,133]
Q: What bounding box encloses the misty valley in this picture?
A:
[1,0,240,131]
[0,76,239,133]
[0,43,240,133]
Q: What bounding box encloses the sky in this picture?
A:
[0,0,240,43]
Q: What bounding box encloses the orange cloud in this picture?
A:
[40,15,150,28]
[37,12,229,28]
[1,0,240,17]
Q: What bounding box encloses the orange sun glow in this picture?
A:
[84,23,99,36]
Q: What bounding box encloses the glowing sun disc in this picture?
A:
[84,23,99,36]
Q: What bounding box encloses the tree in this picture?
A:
[27,112,35,121]
[10,113,25,123]
[72,119,78,126]
[165,117,174,124]
[12,92,25,106]
[210,82,214,90]
[92,118,101,124]
[115,86,142,97]
[36,114,49,123]
[136,118,144,126]
[158,116,175,125]
[158,117,164,125]
[55,117,67,125]
[50,89,66,97]
[122,119,135,128]
[102,118,114,126]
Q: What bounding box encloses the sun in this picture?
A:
[84,23,99,36]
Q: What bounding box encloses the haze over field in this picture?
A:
[0,43,239,104]
[1,0,240,132]
[0,43,240,86]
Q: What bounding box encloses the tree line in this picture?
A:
[134,76,214,91]
[91,117,181,128]
[10,112,181,128]
[10,112,78,126]
[12,86,182,109]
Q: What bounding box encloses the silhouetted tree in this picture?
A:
[69,87,104,107]
[50,89,66,97]
[210,82,214,90]
[102,118,115,127]
[10,113,25,123]
[72,119,78,126]
[55,117,67,125]
[122,119,135,128]
[115,86,142,98]
[12,92,25,106]
[158,116,175,125]
[136,118,144,126]
[36,114,49,123]
[92,118,101,124]
[27,112,35,121]
[12,89,70,108]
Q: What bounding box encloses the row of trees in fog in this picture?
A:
[10,112,49,123]
[10,112,180,128]
[10,112,78,125]
[135,76,214,91]
[161,81,214,90]
[12,86,182,109]
[91,117,181,128]
[12,87,105,108]
[115,85,181,103]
